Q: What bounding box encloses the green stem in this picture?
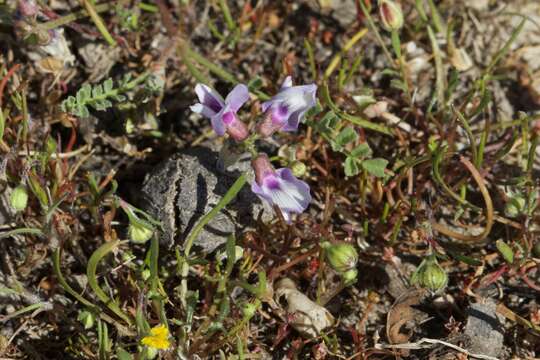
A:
[183,173,247,257]
[322,83,393,135]
[87,240,133,325]
[181,45,270,100]
[42,3,114,30]
[179,173,247,306]
[218,0,236,32]
[358,1,394,67]
[149,234,167,326]
[80,0,117,46]
[0,227,44,240]
[53,248,98,309]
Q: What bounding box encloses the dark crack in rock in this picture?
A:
[141,146,271,253]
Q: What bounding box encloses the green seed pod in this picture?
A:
[379,0,404,32]
[290,160,307,177]
[322,241,358,273]
[128,222,153,244]
[411,255,447,293]
[10,186,28,212]
[342,268,358,286]
[242,302,257,318]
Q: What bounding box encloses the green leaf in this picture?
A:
[390,79,407,92]
[76,105,90,118]
[116,347,133,360]
[362,158,388,177]
[350,143,372,158]
[333,126,358,152]
[103,78,114,92]
[447,250,482,266]
[319,110,340,131]
[344,156,360,177]
[93,99,113,111]
[496,240,514,264]
[92,84,103,98]
[247,77,263,90]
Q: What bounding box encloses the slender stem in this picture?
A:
[358,1,394,67]
[218,0,236,32]
[80,0,117,46]
[87,240,133,325]
[0,227,44,240]
[42,3,114,30]
[183,173,247,257]
[322,83,393,135]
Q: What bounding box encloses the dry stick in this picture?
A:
[377,337,499,360]
[431,156,494,243]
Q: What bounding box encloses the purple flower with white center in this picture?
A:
[251,154,311,223]
[190,83,250,141]
[257,76,317,137]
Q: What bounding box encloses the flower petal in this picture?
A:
[190,103,217,119]
[211,110,227,136]
[194,83,224,113]
[261,100,275,113]
[225,84,250,112]
[281,76,293,89]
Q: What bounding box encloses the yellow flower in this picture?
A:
[141,324,170,350]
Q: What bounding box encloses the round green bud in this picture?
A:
[412,256,447,293]
[322,242,358,273]
[10,186,28,212]
[128,222,153,244]
[290,160,307,177]
[77,310,95,330]
[342,268,358,286]
[242,302,257,318]
[146,347,158,360]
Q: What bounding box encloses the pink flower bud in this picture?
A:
[379,0,403,32]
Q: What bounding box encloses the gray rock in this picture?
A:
[141,146,270,253]
[464,300,505,358]
[316,0,358,27]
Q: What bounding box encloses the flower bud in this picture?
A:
[128,222,153,244]
[379,0,404,32]
[242,302,257,318]
[290,160,307,177]
[411,255,447,293]
[256,111,281,138]
[223,112,249,142]
[342,268,358,286]
[146,347,158,360]
[321,241,358,273]
[77,310,95,329]
[251,153,275,186]
[10,186,28,212]
[17,0,39,18]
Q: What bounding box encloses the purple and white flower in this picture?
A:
[257,76,317,137]
[251,154,311,223]
[190,83,250,141]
